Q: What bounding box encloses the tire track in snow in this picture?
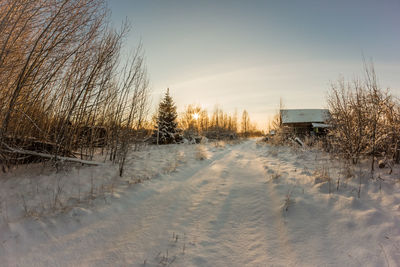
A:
[15,146,233,266]
[168,141,298,266]
[13,140,331,266]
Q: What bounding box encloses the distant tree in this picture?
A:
[153,89,179,144]
[199,110,209,132]
[180,104,202,134]
[232,109,238,133]
[241,110,250,136]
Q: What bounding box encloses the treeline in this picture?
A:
[0,0,150,175]
[151,90,263,145]
[327,63,400,169]
[179,104,262,140]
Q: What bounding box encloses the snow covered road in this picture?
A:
[2,140,400,266]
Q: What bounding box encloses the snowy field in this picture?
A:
[1,139,400,266]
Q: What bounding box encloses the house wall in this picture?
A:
[282,122,328,136]
[282,123,313,135]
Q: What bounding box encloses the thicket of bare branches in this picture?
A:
[0,0,150,173]
[327,62,400,170]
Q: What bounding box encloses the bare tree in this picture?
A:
[0,0,151,172]
[241,110,250,137]
[327,62,399,170]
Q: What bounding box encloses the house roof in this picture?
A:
[280,109,330,124]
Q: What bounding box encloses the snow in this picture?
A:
[311,122,331,128]
[1,139,400,266]
[281,109,330,124]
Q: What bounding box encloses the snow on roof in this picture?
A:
[312,122,331,128]
[280,109,330,124]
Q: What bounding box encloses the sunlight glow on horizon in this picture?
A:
[152,61,400,130]
[108,0,400,130]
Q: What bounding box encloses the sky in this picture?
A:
[107,0,400,130]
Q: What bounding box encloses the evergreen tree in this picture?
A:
[153,88,179,144]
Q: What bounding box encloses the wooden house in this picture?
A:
[280,109,330,136]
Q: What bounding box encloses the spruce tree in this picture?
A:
[153,88,179,144]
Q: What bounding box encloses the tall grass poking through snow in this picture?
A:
[282,189,295,212]
[314,164,332,194]
[144,231,191,266]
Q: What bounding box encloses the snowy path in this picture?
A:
[3,140,400,266]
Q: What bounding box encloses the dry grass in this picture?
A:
[195,145,207,160]
[314,164,333,193]
[271,164,281,180]
[212,140,226,148]
[282,190,295,212]
[313,165,331,183]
